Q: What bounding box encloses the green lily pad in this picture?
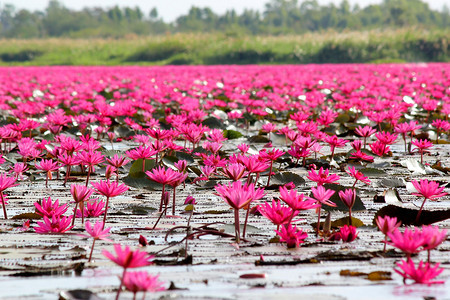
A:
[322,184,366,212]
[223,129,243,140]
[359,168,387,178]
[128,159,155,178]
[269,172,305,188]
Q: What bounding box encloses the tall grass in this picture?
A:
[0,28,448,65]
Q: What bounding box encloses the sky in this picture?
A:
[5,0,448,22]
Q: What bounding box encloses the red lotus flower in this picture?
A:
[279,186,319,212]
[329,225,358,242]
[395,259,444,285]
[388,227,425,258]
[76,198,105,218]
[307,167,340,186]
[92,180,129,228]
[82,220,112,262]
[70,184,94,225]
[220,163,246,181]
[258,199,297,230]
[346,166,371,187]
[411,179,447,222]
[34,196,68,218]
[35,159,60,188]
[338,189,356,225]
[103,244,154,300]
[376,215,401,252]
[411,139,433,164]
[122,271,166,296]
[34,215,74,233]
[275,224,307,248]
[215,181,265,243]
[0,173,19,219]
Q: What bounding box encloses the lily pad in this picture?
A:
[127,159,155,178]
[374,205,450,226]
[322,184,366,212]
[202,117,224,129]
[268,172,305,188]
[359,168,387,177]
[248,135,270,143]
[223,129,243,139]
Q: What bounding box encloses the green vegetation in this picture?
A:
[0,29,448,66]
[0,0,448,38]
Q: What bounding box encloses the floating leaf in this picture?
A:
[374,205,450,226]
[359,168,387,177]
[380,178,405,188]
[268,172,305,188]
[248,135,269,143]
[322,184,366,212]
[202,117,224,129]
[127,159,155,178]
[219,224,261,234]
[12,212,42,220]
[59,290,103,300]
[223,129,243,139]
[367,271,392,281]
[330,216,364,228]
[239,273,266,279]
[122,176,162,191]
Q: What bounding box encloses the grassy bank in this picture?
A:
[0,28,448,65]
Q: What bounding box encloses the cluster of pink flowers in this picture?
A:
[0,64,447,293]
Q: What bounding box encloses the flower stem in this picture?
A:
[0,192,7,219]
[159,185,166,212]
[115,268,127,300]
[71,203,78,226]
[88,238,96,262]
[242,205,251,238]
[415,197,427,224]
[234,209,240,243]
[266,161,274,187]
[316,207,321,236]
[102,196,110,230]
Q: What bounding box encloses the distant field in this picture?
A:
[0,28,448,65]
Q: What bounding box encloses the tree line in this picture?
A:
[0,0,448,38]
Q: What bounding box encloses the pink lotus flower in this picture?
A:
[259,148,285,186]
[122,271,166,297]
[92,180,129,228]
[34,196,68,218]
[34,215,74,233]
[395,259,444,285]
[57,152,81,186]
[411,179,447,222]
[346,166,371,187]
[388,227,425,258]
[324,135,348,162]
[275,224,307,248]
[145,166,182,212]
[279,186,319,212]
[35,159,60,188]
[82,220,112,262]
[70,184,94,225]
[420,225,447,262]
[307,167,340,186]
[355,125,376,149]
[376,215,401,252]
[0,173,19,219]
[311,185,335,234]
[77,150,104,186]
[329,225,358,242]
[369,140,391,157]
[349,150,374,163]
[338,189,356,225]
[258,199,297,230]
[76,199,105,218]
[220,163,246,182]
[103,244,154,300]
[411,139,433,164]
[215,181,265,243]
[106,154,130,181]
